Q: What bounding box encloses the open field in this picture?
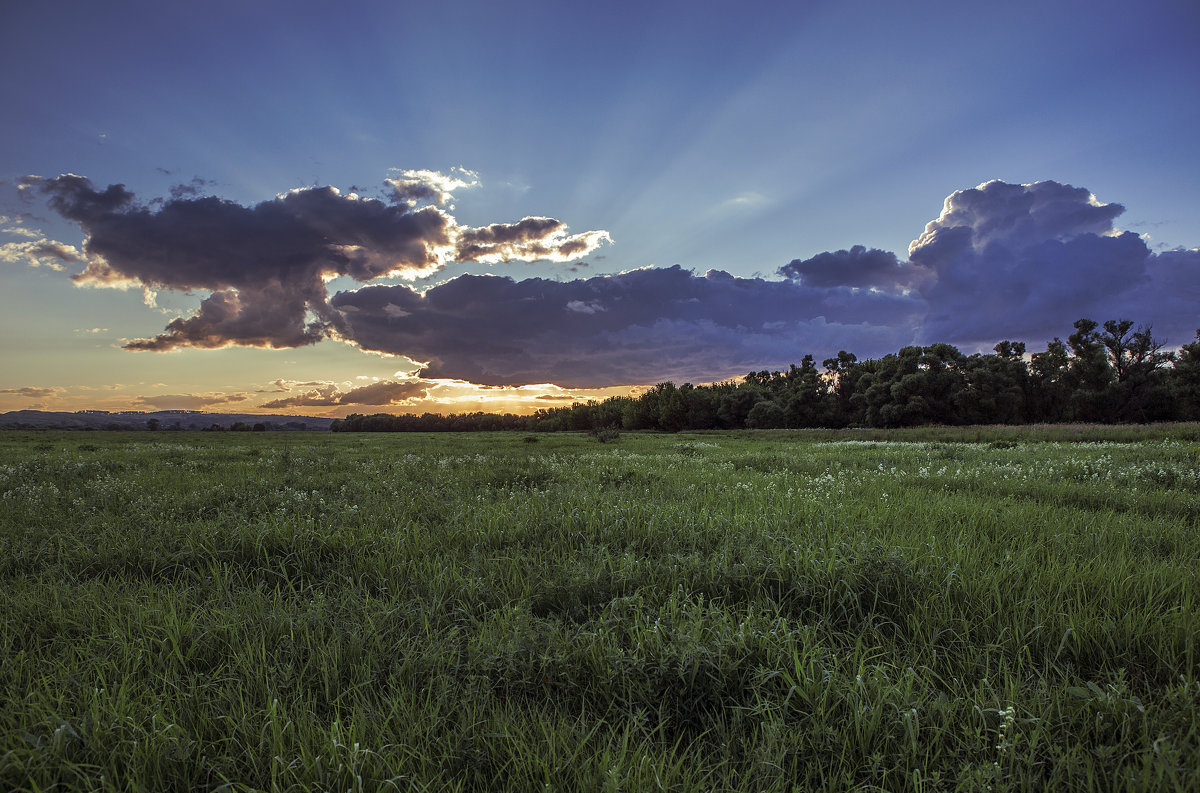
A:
[2,426,1198,791]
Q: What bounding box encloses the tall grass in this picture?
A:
[1,428,1197,791]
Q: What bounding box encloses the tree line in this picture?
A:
[332,319,1200,433]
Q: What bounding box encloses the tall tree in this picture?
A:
[783,354,828,427]
[861,345,968,427]
[655,383,689,433]
[1029,337,1071,421]
[822,350,861,426]
[717,385,764,429]
[1170,330,1200,420]
[1066,319,1114,421]
[1099,320,1175,421]
[955,348,1027,424]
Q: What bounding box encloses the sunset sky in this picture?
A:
[2,0,1198,416]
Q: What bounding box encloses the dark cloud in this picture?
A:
[332,266,923,387]
[38,174,136,222]
[22,172,1199,388]
[30,172,608,352]
[124,285,335,350]
[778,245,927,291]
[259,379,426,409]
[327,179,1197,386]
[1126,247,1200,346]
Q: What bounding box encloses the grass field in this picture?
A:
[1,426,1198,791]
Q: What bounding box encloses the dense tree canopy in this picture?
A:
[333,318,1200,432]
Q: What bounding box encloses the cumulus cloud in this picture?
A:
[907,180,1197,346]
[258,379,426,408]
[0,238,86,271]
[910,180,1124,255]
[384,168,478,208]
[27,171,609,351]
[332,266,923,387]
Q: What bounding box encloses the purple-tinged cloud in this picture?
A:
[910,180,1124,254]
[907,180,1196,346]
[27,172,609,351]
[778,245,928,291]
[328,179,1198,386]
[332,266,924,387]
[1125,247,1200,346]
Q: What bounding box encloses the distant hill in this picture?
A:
[0,410,336,431]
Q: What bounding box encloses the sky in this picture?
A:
[2,0,1198,417]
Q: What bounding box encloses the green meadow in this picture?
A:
[1,426,1198,792]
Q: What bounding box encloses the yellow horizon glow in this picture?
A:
[0,379,647,418]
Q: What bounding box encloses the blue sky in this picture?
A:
[2,0,1198,414]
